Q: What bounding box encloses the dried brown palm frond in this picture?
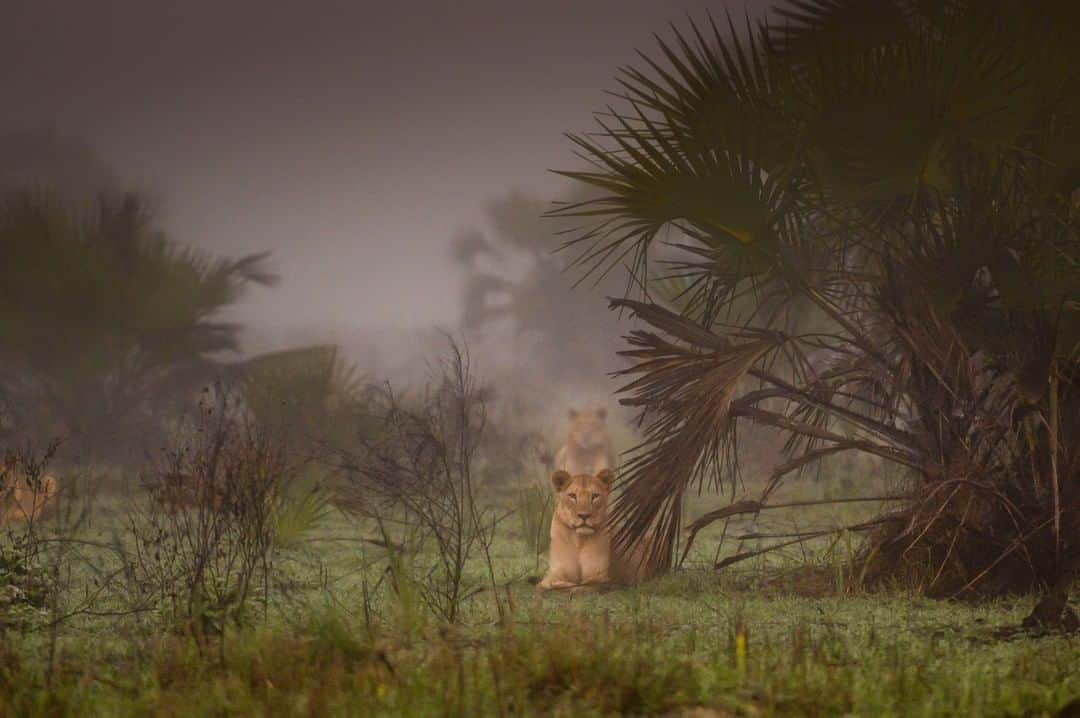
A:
[853,267,1080,597]
[614,263,1079,595]
[611,203,1080,593]
[607,303,785,572]
[607,296,922,567]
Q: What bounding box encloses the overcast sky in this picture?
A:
[3,0,763,331]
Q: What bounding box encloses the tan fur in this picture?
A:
[552,407,616,476]
[537,468,651,592]
[0,474,58,526]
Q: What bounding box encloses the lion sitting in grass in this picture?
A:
[552,407,616,476]
[0,471,58,526]
[537,468,652,592]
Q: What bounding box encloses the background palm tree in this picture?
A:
[0,132,383,469]
[453,190,632,383]
[554,0,1080,596]
[0,189,277,463]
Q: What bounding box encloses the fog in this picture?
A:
[5,6,1072,695]
[4,1,766,341]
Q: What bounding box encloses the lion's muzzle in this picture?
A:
[572,514,598,534]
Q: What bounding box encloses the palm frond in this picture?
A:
[768,0,914,58]
[607,298,786,569]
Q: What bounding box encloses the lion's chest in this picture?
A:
[574,542,611,583]
[552,534,610,584]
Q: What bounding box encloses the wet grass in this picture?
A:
[1,478,1078,717]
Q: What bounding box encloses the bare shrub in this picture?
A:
[335,340,504,624]
[0,444,59,633]
[125,388,295,645]
[0,440,123,692]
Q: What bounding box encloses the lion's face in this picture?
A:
[550,469,612,536]
[566,408,609,452]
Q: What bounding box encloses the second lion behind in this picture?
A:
[552,407,616,475]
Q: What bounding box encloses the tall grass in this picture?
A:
[1,590,1077,717]
[516,481,552,566]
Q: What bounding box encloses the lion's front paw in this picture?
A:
[569,579,616,595]
[536,575,581,593]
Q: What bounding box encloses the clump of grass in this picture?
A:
[272,475,335,550]
[491,615,740,716]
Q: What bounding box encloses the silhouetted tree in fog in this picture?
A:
[453,190,629,381]
[0,189,277,462]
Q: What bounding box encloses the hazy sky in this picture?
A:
[4,0,762,331]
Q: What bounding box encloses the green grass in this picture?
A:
[2,474,1078,717]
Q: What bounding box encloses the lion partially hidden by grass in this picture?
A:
[537,468,652,592]
[0,471,58,526]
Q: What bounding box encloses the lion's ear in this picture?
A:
[568,408,578,420]
[551,470,572,492]
[596,407,607,421]
[596,469,614,488]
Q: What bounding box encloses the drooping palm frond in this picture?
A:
[607,298,785,569]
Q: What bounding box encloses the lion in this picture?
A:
[552,407,616,476]
[537,468,653,592]
[0,472,58,526]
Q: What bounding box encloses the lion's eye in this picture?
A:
[591,493,600,502]
[568,493,577,501]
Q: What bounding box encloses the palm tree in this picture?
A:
[0,189,278,462]
[554,1,1080,596]
[453,190,631,381]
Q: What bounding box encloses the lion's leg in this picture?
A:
[538,580,608,595]
[578,540,611,588]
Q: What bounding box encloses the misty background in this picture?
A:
[1,0,765,457]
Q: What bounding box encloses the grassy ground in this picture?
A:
[2,473,1078,717]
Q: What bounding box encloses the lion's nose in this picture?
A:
[577,513,591,521]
